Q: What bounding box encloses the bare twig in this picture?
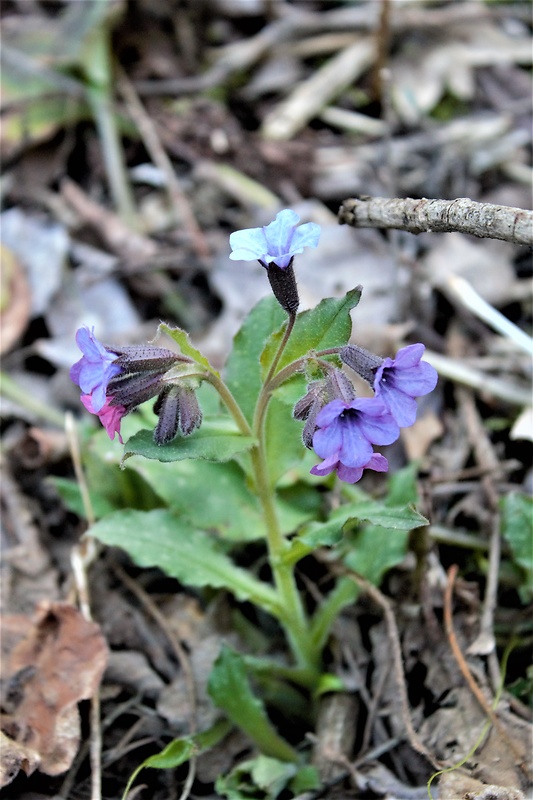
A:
[338,569,441,768]
[117,69,210,260]
[261,38,375,141]
[444,565,527,773]
[66,413,103,800]
[339,196,533,246]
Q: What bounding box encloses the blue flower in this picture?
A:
[229,209,321,269]
[373,344,438,427]
[311,398,399,481]
[70,327,122,413]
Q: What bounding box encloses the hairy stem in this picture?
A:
[251,313,321,676]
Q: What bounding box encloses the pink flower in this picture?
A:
[81,394,126,443]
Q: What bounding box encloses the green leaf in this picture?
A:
[265,396,306,485]
[216,755,319,800]
[501,492,533,602]
[123,418,256,464]
[261,288,362,376]
[283,502,427,567]
[158,322,216,373]
[122,720,232,800]
[50,476,117,519]
[344,524,410,587]
[208,646,298,763]
[128,457,318,543]
[89,510,280,615]
[225,296,286,423]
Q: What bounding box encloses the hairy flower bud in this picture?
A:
[266,261,300,315]
[294,369,357,449]
[153,384,203,445]
[339,345,382,385]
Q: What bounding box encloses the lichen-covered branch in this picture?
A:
[338,196,533,246]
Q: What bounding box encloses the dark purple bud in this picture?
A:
[177,386,203,436]
[112,345,189,373]
[107,370,166,412]
[154,387,180,445]
[340,345,383,385]
[266,261,299,315]
[153,384,203,445]
[326,368,357,404]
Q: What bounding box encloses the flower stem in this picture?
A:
[204,325,321,677]
[203,372,254,437]
[252,312,321,677]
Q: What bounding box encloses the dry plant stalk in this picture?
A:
[339,197,533,246]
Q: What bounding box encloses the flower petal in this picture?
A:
[338,421,373,467]
[310,454,339,477]
[313,419,343,459]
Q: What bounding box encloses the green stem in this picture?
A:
[203,372,253,437]
[203,326,321,677]
[251,312,320,677]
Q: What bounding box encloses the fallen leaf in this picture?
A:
[0,602,108,786]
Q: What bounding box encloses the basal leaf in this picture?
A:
[122,720,231,800]
[501,492,533,602]
[89,509,279,615]
[208,646,298,763]
[128,457,318,542]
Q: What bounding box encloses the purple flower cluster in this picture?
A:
[70,327,126,442]
[305,344,438,484]
[70,326,201,445]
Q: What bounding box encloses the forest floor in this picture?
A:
[1,1,532,799]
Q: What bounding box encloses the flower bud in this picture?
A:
[266,260,300,315]
[339,345,383,385]
[112,345,190,373]
[153,384,203,445]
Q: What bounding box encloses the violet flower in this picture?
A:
[311,452,389,484]
[373,344,438,427]
[70,326,122,413]
[310,397,399,483]
[229,209,320,270]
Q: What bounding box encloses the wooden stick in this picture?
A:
[339,196,533,246]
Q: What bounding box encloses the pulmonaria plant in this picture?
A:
[74,208,438,771]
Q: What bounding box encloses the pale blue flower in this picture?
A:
[229,209,320,269]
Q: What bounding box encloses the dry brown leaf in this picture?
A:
[438,770,526,800]
[0,602,108,786]
[0,730,40,787]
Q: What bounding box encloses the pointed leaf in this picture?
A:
[261,288,362,376]
[208,646,298,762]
[158,322,216,373]
[225,296,286,423]
[123,419,256,464]
[89,510,279,615]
